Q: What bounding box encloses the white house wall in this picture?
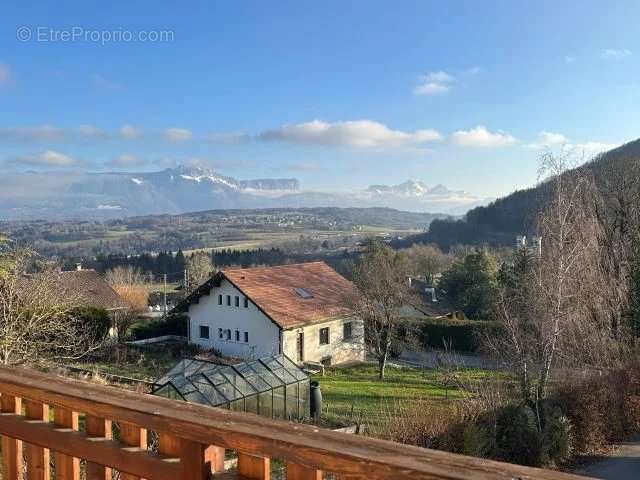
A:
[187,278,281,358]
[282,317,365,365]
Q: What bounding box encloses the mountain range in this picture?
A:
[0,165,490,220]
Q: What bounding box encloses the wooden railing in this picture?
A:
[0,366,593,480]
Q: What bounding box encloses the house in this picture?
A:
[174,261,365,365]
[55,267,128,314]
[403,277,467,320]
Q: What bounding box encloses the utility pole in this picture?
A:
[163,273,167,314]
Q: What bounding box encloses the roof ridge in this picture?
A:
[222,260,327,273]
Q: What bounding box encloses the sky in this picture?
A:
[0,1,639,199]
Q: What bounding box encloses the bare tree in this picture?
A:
[489,151,625,429]
[186,252,213,291]
[405,243,452,285]
[0,249,103,365]
[106,266,148,339]
[352,239,413,379]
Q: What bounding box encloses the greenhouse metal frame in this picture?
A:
[152,354,310,420]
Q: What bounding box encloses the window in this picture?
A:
[343,322,353,340]
[218,328,223,339]
[226,329,231,340]
[235,296,240,307]
[244,297,249,308]
[218,294,222,305]
[244,332,249,343]
[235,330,240,342]
[226,295,231,306]
[199,326,210,339]
[319,327,330,345]
[294,287,313,299]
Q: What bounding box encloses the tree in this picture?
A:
[439,248,499,319]
[186,252,213,291]
[489,152,624,431]
[404,243,451,285]
[105,266,148,339]
[352,239,413,379]
[0,249,104,365]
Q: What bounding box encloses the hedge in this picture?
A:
[131,313,188,340]
[405,317,503,352]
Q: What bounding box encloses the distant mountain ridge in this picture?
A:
[0,165,489,220]
[403,139,640,249]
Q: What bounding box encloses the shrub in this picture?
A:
[462,423,492,458]
[493,405,541,466]
[540,407,572,465]
[74,306,111,339]
[408,317,503,352]
[131,313,188,340]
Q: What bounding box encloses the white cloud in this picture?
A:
[106,154,146,168]
[120,124,143,140]
[287,162,322,172]
[566,142,618,157]
[414,71,455,95]
[564,55,576,63]
[205,132,252,144]
[260,120,442,148]
[451,126,516,147]
[78,124,106,138]
[0,63,12,88]
[163,127,193,142]
[0,125,66,142]
[600,48,632,60]
[7,150,78,167]
[526,131,568,150]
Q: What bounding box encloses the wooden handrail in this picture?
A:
[0,366,593,480]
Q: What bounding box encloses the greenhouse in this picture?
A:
[152,354,310,420]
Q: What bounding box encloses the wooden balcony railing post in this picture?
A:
[24,399,50,480]
[0,394,23,480]
[287,463,322,480]
[118,422,147,480]
[179,439,209,480]
[85,415,112,480]
[53,407,80,480]
[238,453,270,480]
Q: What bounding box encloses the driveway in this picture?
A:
[579,437,640,480]
[389,348,501,370]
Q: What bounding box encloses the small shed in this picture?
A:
[152,355,310,420]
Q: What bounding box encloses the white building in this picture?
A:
[175,262,365,366]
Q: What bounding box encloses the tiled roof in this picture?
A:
[179,262,359,329]
[55,270,128,310]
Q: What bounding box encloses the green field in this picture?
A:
[312,364,499,426]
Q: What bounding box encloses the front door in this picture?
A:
[296,332,304,362]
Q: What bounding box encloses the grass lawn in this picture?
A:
[312,363,501,427]
[68,343,184,382]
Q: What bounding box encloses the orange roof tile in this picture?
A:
[222,262,358,329]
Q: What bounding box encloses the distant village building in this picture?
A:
[516,235,542,257]
[174,262,365,366]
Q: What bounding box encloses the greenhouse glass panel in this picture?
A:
[272,386,286,420]
[286,383,299,419]
[152,354,309,420]
[258,390,273,418]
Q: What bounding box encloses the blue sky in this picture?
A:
[1,1,638,198]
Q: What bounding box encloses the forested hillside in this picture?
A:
[399,138,640,249]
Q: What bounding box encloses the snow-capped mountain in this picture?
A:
[0,166,490,220]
